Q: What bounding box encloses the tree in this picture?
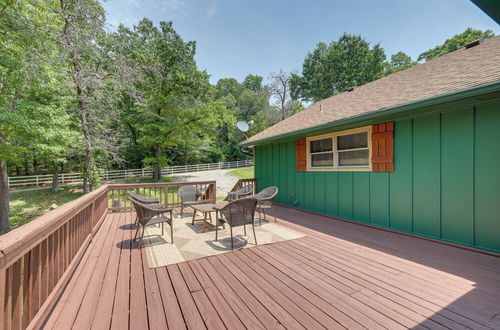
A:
[114,19,231,181]
[290,33,387,103]
[417,28,495,62]
[385,51,416,75]
[58,0,116,192]
[268,70,303,122]
[0,0,72,232]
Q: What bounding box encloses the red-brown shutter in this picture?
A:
[295,138,306,171]
[371,122,394,172]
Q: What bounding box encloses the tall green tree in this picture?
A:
[290,33,387,103]
[385,51,416,75]
[417,28,495,62]
[114,19,231,181]
[213,75,271,159]
[0,0,70,232]
[58,0,117,192]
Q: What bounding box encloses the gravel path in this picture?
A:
[169,168,246,197]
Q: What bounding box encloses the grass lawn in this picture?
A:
[9,186,85,228]
[228,167,254,179]
[8,176,173,228]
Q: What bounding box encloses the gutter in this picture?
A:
[239,80,500,147]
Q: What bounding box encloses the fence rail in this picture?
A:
[8,160,253,188]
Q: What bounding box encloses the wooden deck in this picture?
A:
[39,206,500,329]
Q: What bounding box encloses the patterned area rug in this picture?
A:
[143,213,305,268]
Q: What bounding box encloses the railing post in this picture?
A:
[0,267,6,330]
[165,186,169,207]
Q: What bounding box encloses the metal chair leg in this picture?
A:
[134,225,140,241]
[244,224,247,236]
[138,227,145,248]
[230,226,233,250]
[162,222,164,236]
[252,222,257,245]
[170,221,173,244]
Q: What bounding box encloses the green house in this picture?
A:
[241,36,500,253]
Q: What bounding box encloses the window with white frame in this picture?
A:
[307,128,371,170]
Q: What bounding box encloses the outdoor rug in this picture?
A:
[143,213,305,268]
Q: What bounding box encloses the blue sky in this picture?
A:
[102,0,499,84]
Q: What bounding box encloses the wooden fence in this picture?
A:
[0,180,217,330]
[8,160,253,188]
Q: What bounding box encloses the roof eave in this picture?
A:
[239,80,500,147]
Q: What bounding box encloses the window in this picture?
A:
[307,128,371,170]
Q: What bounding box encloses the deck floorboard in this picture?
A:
[40,206,500,329]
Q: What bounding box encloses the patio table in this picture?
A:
[191,203,226,232]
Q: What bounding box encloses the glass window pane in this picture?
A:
[310,138,332,153]
[338,150,369,166]
[311,153,334,167]
[337,132,368,150]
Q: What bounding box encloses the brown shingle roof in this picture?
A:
[244,35,500,145]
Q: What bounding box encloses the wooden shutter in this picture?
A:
[295,138,306,171]
[371,122,394,172]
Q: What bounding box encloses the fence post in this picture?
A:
[142,168,145,177]
[61,173,65,184]
[125,169,128,179]
[36,175,39,186]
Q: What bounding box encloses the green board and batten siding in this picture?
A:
[254,97,500,253]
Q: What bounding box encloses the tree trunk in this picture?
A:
[24,157,29,175]
[0,160,11,234]
[153,144,161,182]
[33,157,38,174]
[62,2,95,193]
[16,166,21,176]
[51,172,59,192]
[83,177,88,193]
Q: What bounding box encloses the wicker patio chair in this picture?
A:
[127,191,161,225]
[127,191,159,204]
[227,184,254,201]
[128,197,174,248]
[214,198,258,250]
[253,186,279,224]
[178,185,204,217]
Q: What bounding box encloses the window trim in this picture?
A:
[306,126,372,172]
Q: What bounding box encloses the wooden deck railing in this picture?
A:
[0,181,215,330]
[107,181,216,211]
[0,186,108,330]
[224,178,256,201]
